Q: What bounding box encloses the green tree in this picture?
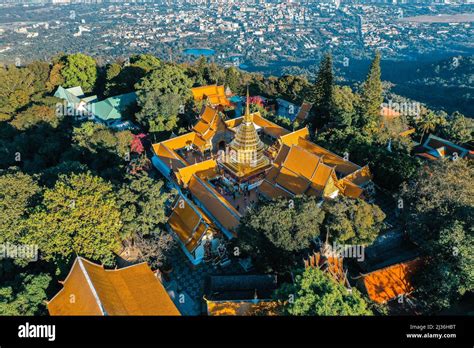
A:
[276,268,373,315]
[72,122,131,158]
[359,51,383,131]
[70,122,133,179]
[104,62,123,96]
[277,74,310,104]
[331,85,359,128]
[0,272,51,315]
[46,63,64,92]
[104,54,163,95]
[139,93,182,132]
[236,196,325,273]
[416,111,440,143]
[24,172,122,266]
[0,65,35,121]
[0,170,41,244]
[310,53,334,129]
[322,196,386,246]
[129,54,162,73]
[27,61,52,98]
[60,54,98,93]
[135,64,193,131]
[414,221,473,313]
[117,174,170,242]
[224,66,241,94]
[440,112,473,145]
[400,159,473,313]
[10,104,58,130]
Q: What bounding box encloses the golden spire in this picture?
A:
[244,86,251,122]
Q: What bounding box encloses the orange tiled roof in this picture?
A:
[380,106,401,119]
[363,258,422,304]
[275,166,311,195]
[297,138,360,176]
[193,106,228,144]
[152,143,187,172]
[259,132,371,200]
[160,132,197,150]
[310,162,334,192]
[191,85,231,107]
[168,197,212,253]
[341,179,365,199]
[262,143,339,197]
[342,165,372,187]
[47,257,180,316]
[282,144,320,179]
[176,159,218,186]
[279,127,310,147]
[188,175,241,233]
[206,300,280,316]
[225,112,290,139]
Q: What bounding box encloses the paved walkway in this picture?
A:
[164,247,243,315]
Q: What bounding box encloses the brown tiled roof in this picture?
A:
[258,179,293,199]
[295,102,313,122]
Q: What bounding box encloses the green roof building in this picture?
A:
[89,92,137,124]
[54,86,98,105]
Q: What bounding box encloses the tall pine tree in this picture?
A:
[359,51,383,131]
[310,53,334,130]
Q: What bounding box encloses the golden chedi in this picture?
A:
[223,89,270,178]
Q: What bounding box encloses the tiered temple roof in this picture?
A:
[257,129,372,200]
[192,105,228,149]
[191,85,231,107]
[47,257,180,316]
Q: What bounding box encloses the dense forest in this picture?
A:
[0,51,472,316]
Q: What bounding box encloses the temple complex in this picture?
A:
[152,85,374,265]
